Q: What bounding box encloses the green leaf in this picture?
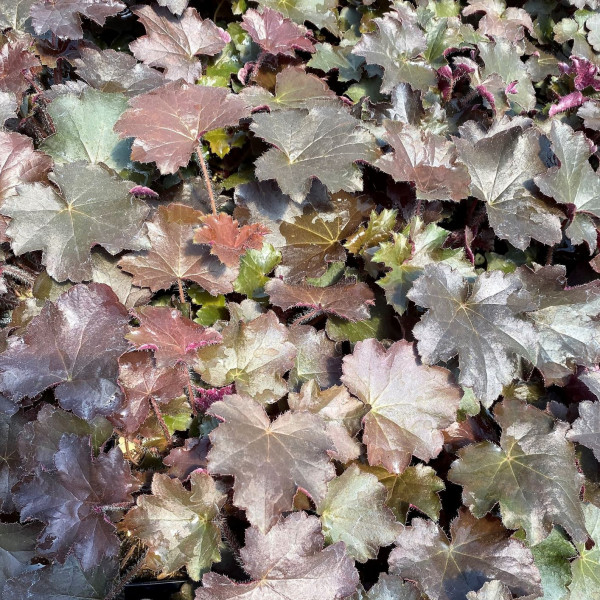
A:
[2,162,149,282]
[233,242,281,300]
[569,503,600,599]
[121,472,224,580]
[374,218,474,315]
[189,286,228,326]
[449,398,587,545]
[358,463,445,523]
[317,464,401,562]
[326,292,398,342]
[41,89,134,173]
[514,528,576,600]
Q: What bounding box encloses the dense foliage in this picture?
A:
[0,0,600,599]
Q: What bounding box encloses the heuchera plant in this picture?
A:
[1,0,600,599]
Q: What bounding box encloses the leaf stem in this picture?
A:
[149,397,172,444]
[177,278,186,303]
[197,142,217,216]
[187,368,198,416]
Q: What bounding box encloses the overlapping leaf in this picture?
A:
[352,13,436,93]
[30,0,126,39]
[240,66,339,110]
[2,555,117,600]
[114,81,250,174]
[195,310,296,404]
[317,465,400,561]
[266,279,374,321]
[40,88,133,171]
[389,508,542,600]
[454,122,563,250]
[119,204,238,294]
[0,283,129,420]
[0,131,52,204]
[207,394,334,532]
[199,515,357,599]
[535,120,600,250]
[130,6,229,83]
[376,121,470,201]
[2,162,150,282]
[121,472,224,580]
[14,434,139,571]
[251,106,378,202]
[449,398,587,545]
[72,47,165,97]
[288,380,363,462]
[408,264,537,405]
[241,8,314,56]
[342,339,461,473]
[127,306,222,368]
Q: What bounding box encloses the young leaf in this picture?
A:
[253,0,339,34]
[234,242,281,299]
[251,106,379,202]
[72,47,165,97]
[317,465,401,562]
[389,508,542,600]
[408,264,537,406]
[449,398,587,545]
[567,400,600,461]
[207,394,334,532]
[352,13,437,93]
[2,555,117,600]
[342,339,461,473]
[14,434,140,571]
[534,120,600,250]
[126,306,222,368]
[240,66,338,110]
[0,131,52,204]
[454,122,563,250]
[114,80,250,174]
[119,204,238,295]
[30,0,126,39]
[121,472,224,580]
[130,6,229,83]
[265,279,375,321]
[279,194,372,282]
[241,8,315,56]
[358,463,445,523]
[288,380,364,463]
[376,121,470,201]
[195,310,296,404]
[193,212,269,268]
[40,88,133,171]
[111,351,187,433]
[374,219,475,315]
[2,162,150,282]
[0,283,129,420]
